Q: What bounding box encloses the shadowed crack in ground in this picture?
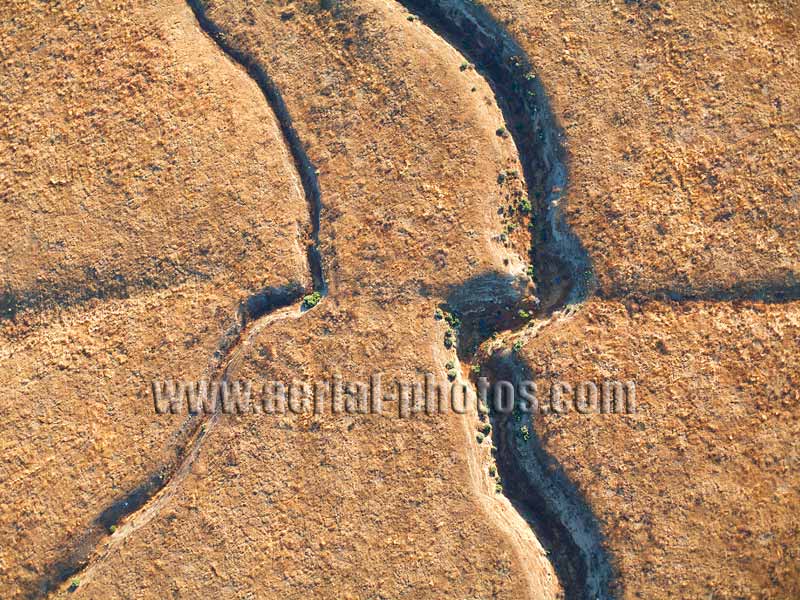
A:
[30,2,327,596]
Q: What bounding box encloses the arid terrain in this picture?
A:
[1,0,797,599]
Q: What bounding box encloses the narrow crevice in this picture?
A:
[0,260,212,322]
[601,275,800,305]
[29,2,329,596]
[186,0,327,295]
[481,348,617,600]
[27,290,302,599]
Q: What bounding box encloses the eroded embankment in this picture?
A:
[398,0,590,312]
[398,1,615,598]
[33,3,327,597]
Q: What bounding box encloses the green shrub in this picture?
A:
[444,311,461,329]
[302,291,322,309]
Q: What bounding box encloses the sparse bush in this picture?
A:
[302,291,322,309]
[476,433,485,444]
[496,126,508,138]
[444,310,461,329]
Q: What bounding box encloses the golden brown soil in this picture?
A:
[484,0,799,298]
[0,0,309,596]
[0,0,309,315]
[477,1,800,597]
[2,0,798,599]
[62,0,555,597]
[515,298,800,598]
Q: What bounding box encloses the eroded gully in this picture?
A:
[42,1,617,598]
[33,1,327,596]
